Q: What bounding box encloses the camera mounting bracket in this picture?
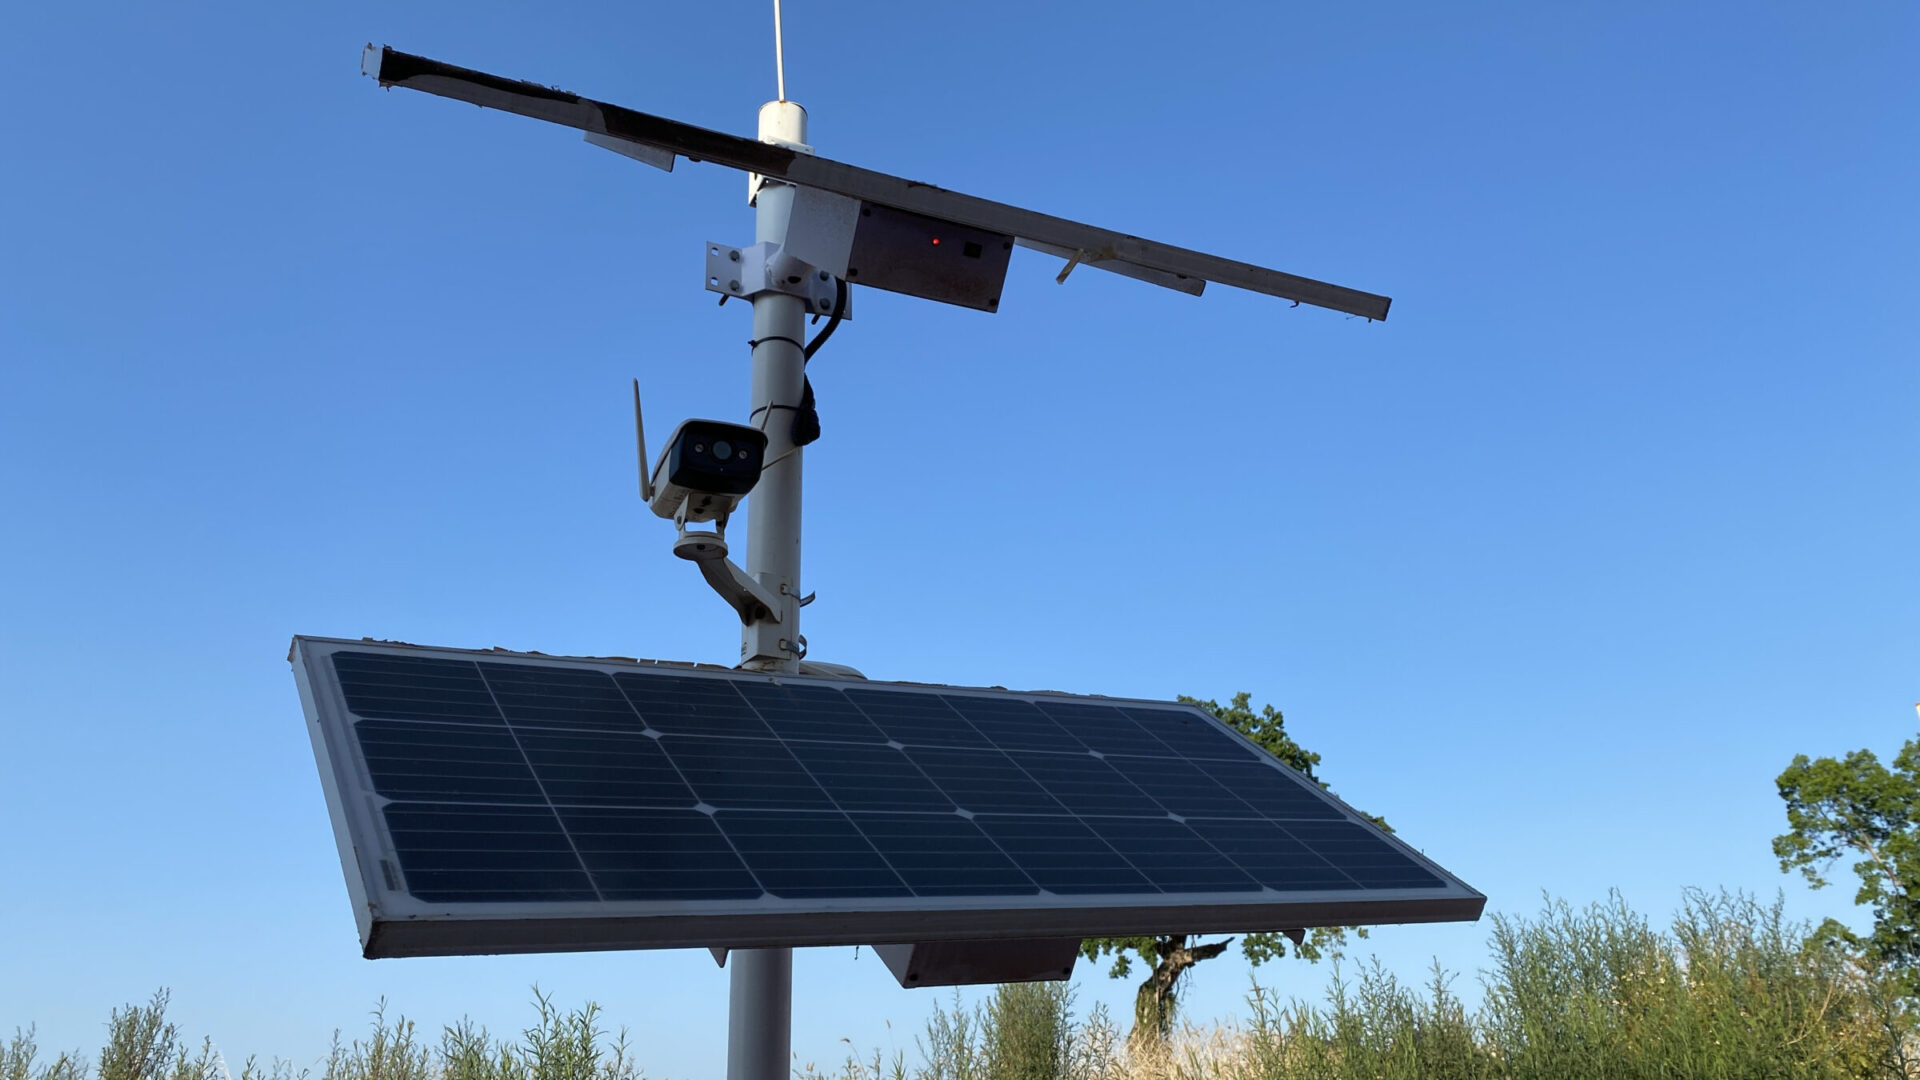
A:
[693,552,784,627]
[669,505,784,626]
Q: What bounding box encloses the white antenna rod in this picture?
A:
[772,0,787,101]
[633,378,654,502]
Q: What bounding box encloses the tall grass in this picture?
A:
[5,993,218,1080]
[800,983,1120,1080]
[9,891,1916,1080]
[831,890,1920,1080]
[2,992,640,1080]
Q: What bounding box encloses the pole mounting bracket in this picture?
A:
[705,241,845,317]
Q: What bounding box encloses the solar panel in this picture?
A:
[293,637,1481,958]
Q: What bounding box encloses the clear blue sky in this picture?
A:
[2,2,1914,1076]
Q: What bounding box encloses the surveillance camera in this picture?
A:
[647,419,769,522]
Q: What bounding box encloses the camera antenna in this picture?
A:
[633,378,654,503]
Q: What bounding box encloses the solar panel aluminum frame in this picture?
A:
[292,636,1483,959]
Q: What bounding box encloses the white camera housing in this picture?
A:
[645,418,770,523]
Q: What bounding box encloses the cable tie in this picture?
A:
[747,335,807,352]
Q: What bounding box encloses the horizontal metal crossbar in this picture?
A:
[363,46,1392,320]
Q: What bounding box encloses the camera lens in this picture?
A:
[713,439,734,461]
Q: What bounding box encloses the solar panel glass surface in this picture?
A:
[294,638,1481,956]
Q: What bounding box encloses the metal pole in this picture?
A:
[726,947,792,1080]
[739,98,809,674]
[726,96,807,1080]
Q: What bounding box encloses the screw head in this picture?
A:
[728,280,741,292]
[728,249,740,262]
[817,270,829,281]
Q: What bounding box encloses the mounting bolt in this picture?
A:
[728,249,740,262]
[728,280,741,292]
[817,297,831,310]
[817,270,829,281]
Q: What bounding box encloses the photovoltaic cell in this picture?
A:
[735,681,888,744]
[558,806,761,901]
[972,815,1156,895]
[664,735,834,811]
[294,639,1481,956]
[614,672,768,737]
[941,696,1084,753]
[720,811,909,898]
[904,747,1066,814]
[1205,760,1348,820]
[1280,821,1445,889]
[357,719,543,804]
[1034,701,1171,757]
[382,802,595,903]
[849,814,1037,897]
[1004,752,1154,816]
[516,729,694,808]
[1103,755,1259,819]
[479,663,638,731]
[1185,818,1360,892]
[335,652,501,725]
[1083,817,1262,894]
[1120,705,1256,760]
[843,688,991,749]
[785,741,954,813]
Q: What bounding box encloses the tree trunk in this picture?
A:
[1131,934,1234,1041]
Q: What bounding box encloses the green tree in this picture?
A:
[1774,721,1920,988]
[1078,693,1384,1040]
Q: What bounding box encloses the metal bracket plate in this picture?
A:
[704,240,847,318]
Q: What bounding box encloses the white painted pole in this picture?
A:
[739,98,809,673]
[726,96,808,1080]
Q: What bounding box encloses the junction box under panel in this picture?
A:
[873,937,1081,988]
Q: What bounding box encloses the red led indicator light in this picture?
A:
[930,237,941,246]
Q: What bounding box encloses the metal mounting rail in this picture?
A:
[363,46,1392,320]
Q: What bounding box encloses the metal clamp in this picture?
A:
[704,241,844,316]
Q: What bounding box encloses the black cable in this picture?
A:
[791,277,847,447]
[802,278,848,361]
[789,380,820,446]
